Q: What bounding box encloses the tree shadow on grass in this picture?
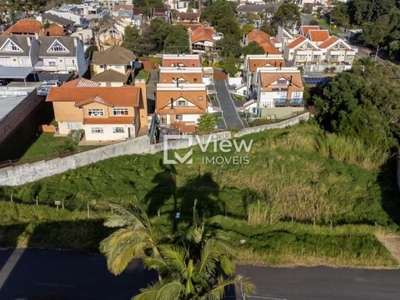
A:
[378,155,400,227]
[144,161,224,231]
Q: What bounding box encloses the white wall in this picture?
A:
[181,114,200,122]
[202,77,212,85]
[0,113,310,186]
[259,92,275,107]
[228,77,242,86]
[83,124,135,141]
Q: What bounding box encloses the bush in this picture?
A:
[249,118,276,127]
[67,130,84,143]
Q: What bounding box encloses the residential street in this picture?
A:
[0,248,400,300]
[212,78,246,130]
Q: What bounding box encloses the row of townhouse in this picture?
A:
[155,54,213,133]
[278,25,358,66]
[240,54,305,116]
[0,35,87,78]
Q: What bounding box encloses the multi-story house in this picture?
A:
[46,78,147,141]
[112,4,134,18]
[159,67,204,84]
[0,36,40,68]
[243,30,281,55]
[152,8,170,23]
[91,45,136,86]
[155,83,209,133]
[40,13,75,34]
[280,25,357,67]
[34,36,88,77]
[175,12,200,23]
[162,54,201,67]
[45,8,83,26]
[190,26,223,54]
[241,54,285,98]
[2,19,65,37]
[249,67,304,111]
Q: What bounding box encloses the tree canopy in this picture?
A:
[313,58,400,150]
[242,41,265,55]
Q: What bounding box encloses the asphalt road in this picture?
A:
[0,248,400,300]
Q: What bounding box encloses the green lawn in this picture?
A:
[309,15,341,35]
[19,133,98,163]
[1,122,399,267]
[135,69,150,80]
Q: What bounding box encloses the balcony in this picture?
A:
[273,98,304,107]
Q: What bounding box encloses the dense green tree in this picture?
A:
[164,25,190,54]
[85,45,98,57]
[217,34,242,58]
[242,41,265,55]
[271,3,301,31]
[224,52,238,76]
[197,114,219,134]
[122,27,140,52]
[241,24,255,35]
[303,3,313,14]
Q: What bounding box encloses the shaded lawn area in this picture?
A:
[20,133,98,163]
[309,15,341,35]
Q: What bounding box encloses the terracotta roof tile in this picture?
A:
[83,117,134,124]
[92,45,136,65]
[156,90,207,109]
[247,29,281,54]
[62,78,100,87]
[75,95,113,107]
[308,30,330,42]
[157,107,206,115]
[133,8,142,15]
[299,25,320,36]
[260,72,303,90]
[46,86,141,107]
[2,19,65,36]
[191,27,217,43]
[287,36,306,49]
[113,4,133,12]
[318,36,339,49]
[249,58,285,73]
[179,23,203,31]
[159,72,202,83]
[163,59,200,67]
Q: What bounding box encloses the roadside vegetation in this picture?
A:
[1,120,399,268]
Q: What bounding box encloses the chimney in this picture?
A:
[279,62,282,70]
[73,37,77,47]
[266,51,268,57]
[26,36,31,46]
[176,79,179,87]
[274,61,276,67]
[170,97,174,109]
[289,75,293,86]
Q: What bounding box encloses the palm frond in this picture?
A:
[219,256,235,276]
[133,280,184,300]
[197,240,220,276]
[199,275,256,300]
[159,245,188,273]
[105,203,148,231]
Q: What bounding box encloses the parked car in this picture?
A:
[37,86,51,97]
[41,80,62,88]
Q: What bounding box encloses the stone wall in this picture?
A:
[0,113,309,186]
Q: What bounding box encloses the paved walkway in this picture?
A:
[146,69,158,114]
[213,79,246,130]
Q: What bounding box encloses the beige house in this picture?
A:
[91,45,136,86]
[156,83,209,133]
[46,78,148,141]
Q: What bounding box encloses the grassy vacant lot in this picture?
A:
[1,122,399,267]
[18,133,98,163]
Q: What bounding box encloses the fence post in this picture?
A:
[87,202,90,218]
[62,199,64,210]
[36,196,38,206]
[10,193,13,202]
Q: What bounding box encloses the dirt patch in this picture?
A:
[376,233,400,263]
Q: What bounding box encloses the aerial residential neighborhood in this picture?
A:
[1,0,400,299]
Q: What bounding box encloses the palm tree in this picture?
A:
[134,216,255,299]
[135,242,255,300]
[100,201,163,275]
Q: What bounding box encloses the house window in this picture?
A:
[91,127,104,134]
[330,55,338,59]
[66,59,75,67]
[49,41,68,52]
[178,100,186,106]
[113,108,128,115]
[292,92,302,99]
[67,122,81,130]
[113,127,125,133]
[198,96,203,101]
[176,115,183,121]
[277,80,287,85]
[88,109,104,116]
[47,59,56,67]
[297,55,306,60]
[3,41,21,52]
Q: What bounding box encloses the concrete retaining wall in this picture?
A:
[0,113,309,186]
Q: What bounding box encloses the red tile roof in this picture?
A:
[2,19,65,36]
[299,25,320,36]
[113,4,133,12]
[46,86,141,107]
[191,27,217,43]
[287,36,306,49]
[308,30,330,42]
[247,30,281,54]
[318,36,339,49]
